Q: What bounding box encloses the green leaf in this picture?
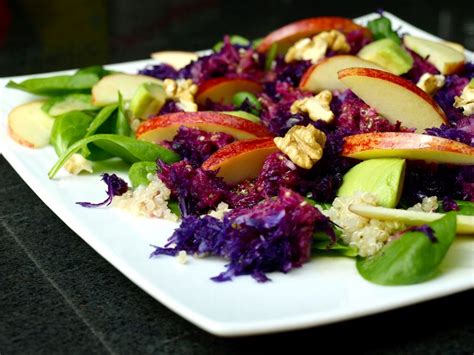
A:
[455,201,474,216]
[49,134,181,179]
[439,200,474,216]
[312,231,358,257]
[50,111,95,156]
[265,43,278,71]
[115,92,131,137]
[42,94,97,116]
[81,104,117,157]
[85,104,118,137]
[367,16,401,44]
[128,161,157,188]
[213,35,250,52]
[168,200,181,218]
[6,65,108,96]
[356,213,457,285]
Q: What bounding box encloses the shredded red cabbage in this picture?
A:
[151,188,334,282]
[77,173,128,208]
[425,125,473,146]
[272,57,312,87]
[259,81,312,135]
[456,166,474,202]
[401,162,469,205]
[158,160,230,216]
[442,197,459,212]
[138,64,180,80]
[403,49,439,83]
[158,100,183,115]
[179,36,263,85]
[346,29,373,54]
[162,126,235,166]
[331,90,409,133]
[433,75,469,123]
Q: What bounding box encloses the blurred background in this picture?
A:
[0,0,473,76]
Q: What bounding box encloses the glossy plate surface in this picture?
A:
[0,12,472,337]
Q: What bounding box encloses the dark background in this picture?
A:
[1,0,473,354]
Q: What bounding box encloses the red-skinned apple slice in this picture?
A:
[256,17,372,53]
[403,35,465,75]
[8,100,54,148]
[92,73,163,106]
[299,55,385,93]
[202,138,277,185]
[338,68,447,132]
[136,111,272,143]
[342,132,474,165]
[195,78,262,106]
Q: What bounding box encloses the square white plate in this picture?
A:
[1,12,473,337]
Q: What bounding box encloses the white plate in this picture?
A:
[1,12,473,337]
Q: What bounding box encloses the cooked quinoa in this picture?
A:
[112,173,178,222]
[207,202,231,220]
[325,192,405,257]
[408,196,439,212]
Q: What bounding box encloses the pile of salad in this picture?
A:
[6,13,474,284]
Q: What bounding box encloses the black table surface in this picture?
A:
[1,1,473,353]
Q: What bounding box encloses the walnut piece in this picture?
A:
[290,90,334,123]
[454,81,474,116]
[285,30,350,64]
[416,73,445,95]
[274,124,326,169]
[163,78,198,112]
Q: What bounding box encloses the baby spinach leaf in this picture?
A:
[128,161,157,188]
[312,230,358,257]
[81,104,117,157]
[6,65,107,96]
[50,111,95,156]
[455,201,474,216]
[49,134,181,178]
[439,200,474,216]
[84,104,118,137]
[367,16,401,44]
[42,94,97,116]
[168,200,181,218]
[356,213,456,285]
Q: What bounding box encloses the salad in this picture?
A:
[5,13,474,285]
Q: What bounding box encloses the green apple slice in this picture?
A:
[337,158,406,208]
[349,204,474,235]
[130,83,166,119]
[358,38,413,75]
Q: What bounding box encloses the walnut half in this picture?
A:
[290,90,334,123]
[274,124,327,169]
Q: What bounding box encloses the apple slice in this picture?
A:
[403,35,465,75]
[150,51,198,69]
[349,204,474,235]
[92,73,163,106]
[8,101,54,148]
[342,132,474,165]
[256,17,372,53]
[299,55,385,93]
[136,111,272,143]
[202,138,277,185]
[195,78,262,106]
[338,68,447,132]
